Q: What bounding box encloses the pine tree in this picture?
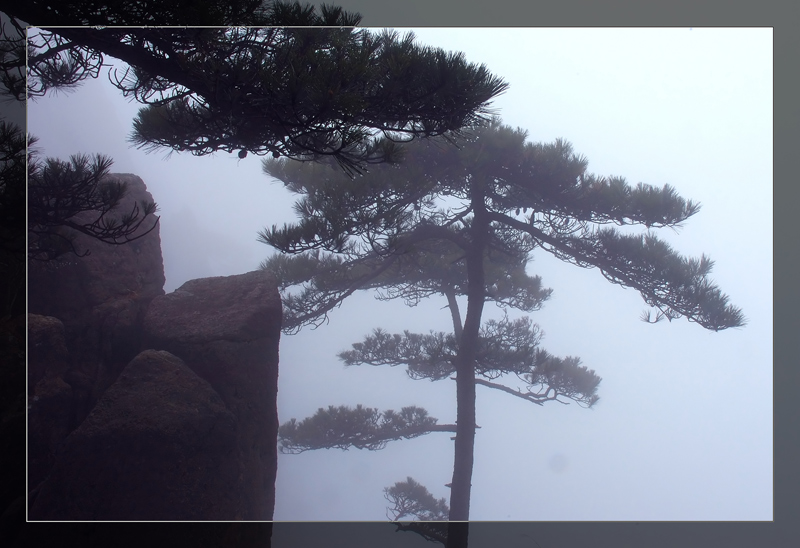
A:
[259,118,744,543]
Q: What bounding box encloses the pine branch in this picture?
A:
[488,210,745,330]
[26,150,160,261]
[278,405,455,453]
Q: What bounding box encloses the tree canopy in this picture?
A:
[3,2,509,173]
[262,118,744,331]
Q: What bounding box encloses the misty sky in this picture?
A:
[27,27,772,521]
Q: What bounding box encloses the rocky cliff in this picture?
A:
[142,271,281,520]
[26,174,281,521]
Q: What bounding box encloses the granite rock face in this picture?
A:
[143,270,282,521]
[29,350,240,520]
[25,174,281,522]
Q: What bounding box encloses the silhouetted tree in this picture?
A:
[259,117,744,546]
[385,477,449,544]
[268,240,600,539]
[3,2,508,173]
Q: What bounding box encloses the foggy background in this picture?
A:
[27,28,772,521]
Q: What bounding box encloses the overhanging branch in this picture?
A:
[486,210,745,330]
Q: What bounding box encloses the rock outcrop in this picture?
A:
[29,350,239,520]
[143,270,282,521]
[25,174,281,521]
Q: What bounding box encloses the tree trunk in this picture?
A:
[447,187,488,532]
[446,522,470,548]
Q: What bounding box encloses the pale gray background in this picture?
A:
[28,28,772,521]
